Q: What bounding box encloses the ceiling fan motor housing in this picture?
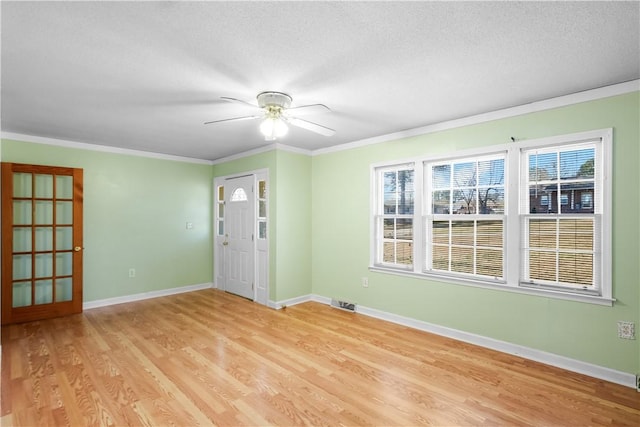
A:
[257,91,292,109]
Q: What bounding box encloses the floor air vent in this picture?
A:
[331,299,356,312]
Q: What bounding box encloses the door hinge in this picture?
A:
[252,234,254,241]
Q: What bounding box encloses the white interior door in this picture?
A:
[223,175,255,300]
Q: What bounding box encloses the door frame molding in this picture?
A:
[213,168,269,306]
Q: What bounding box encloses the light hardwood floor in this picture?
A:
[1,289,639,426]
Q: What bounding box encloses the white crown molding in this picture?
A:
[82,282,213,310]
[312,79,640,156]
[211,143,278,165]
[211,142,311,165]
[271,293,636,389]
[0,132,215,165]
[274,143,313,157]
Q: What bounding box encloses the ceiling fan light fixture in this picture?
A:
[259,116,288,141]
[207,90,335,140]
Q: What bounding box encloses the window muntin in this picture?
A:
[522,143,600,292]
[426,155,505,280]
[374,166,414,268]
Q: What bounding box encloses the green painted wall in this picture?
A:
[311,92,640,374]
[274,150,312,301]
[1,140,213,302]
[212,149,312,301]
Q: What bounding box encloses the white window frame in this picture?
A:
[371,163,417,270]
[370,128,613,306]
[518,134,608,297]
[424,153,507,282]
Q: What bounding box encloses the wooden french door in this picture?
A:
[1,163,83,325]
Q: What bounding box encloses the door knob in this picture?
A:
[222,242,229,246]
[74,246,82,252]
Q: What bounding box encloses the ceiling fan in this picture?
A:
[204,91,335,141]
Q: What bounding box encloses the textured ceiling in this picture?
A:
[1,1,639,161]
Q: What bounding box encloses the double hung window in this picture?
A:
[371,129,611,304]
[426,155,506,280]
[373,165,415,269]
[521,142,601,293]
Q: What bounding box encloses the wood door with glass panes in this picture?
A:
[1,163,83,325]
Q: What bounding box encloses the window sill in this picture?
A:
[368,266,615,306]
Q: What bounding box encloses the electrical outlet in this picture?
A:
[617,321,635,339]
[362,277,369,288]
[128,268,136,278]
[186,221,193,229]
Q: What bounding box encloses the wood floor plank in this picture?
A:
[2,288,639,426]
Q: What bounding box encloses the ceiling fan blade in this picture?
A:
[204,115,262,125]
[286,117,336,136]
[286,103,331,116]
[221,96,261,110]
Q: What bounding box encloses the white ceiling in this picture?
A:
[2,1,639,161]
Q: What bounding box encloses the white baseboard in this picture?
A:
[310,294,332,305]
[271,293,637,389]
[354,304,637,389]
[83,282,214,310]
[268,293,315,309]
